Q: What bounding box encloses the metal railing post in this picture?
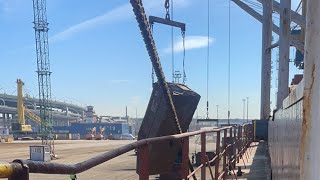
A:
[201,133,206,180]
[237,126,241,163]
[233,126,237,167]
[232,127,236,168]
[244,125,248,151]
[181,137,189,180]
[215,131,220,180]
[248,125,250,149]
[250,124,254,144]
[223,129,227,180]
[139,145,149,180]
[229,127,233,169]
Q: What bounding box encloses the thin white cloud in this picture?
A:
[111,80,129,84]
[49,4,131,43]
[129,96,141,105]
[50,0,191,43]
[0,0,11,13]
[164,36,215,53]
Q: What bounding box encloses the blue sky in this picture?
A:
[0,0,302,119]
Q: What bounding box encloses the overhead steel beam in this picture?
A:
[231,0,304,52]
[149,16,186,32]
[260,0,272,119]
[277,0,291,109]
[257,0,306,28]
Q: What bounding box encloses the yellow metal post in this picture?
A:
[16,79,32,132]
[17,79,25,125]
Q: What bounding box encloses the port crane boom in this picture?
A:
[15,79,41,133]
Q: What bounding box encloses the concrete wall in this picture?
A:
[269,80,303,179]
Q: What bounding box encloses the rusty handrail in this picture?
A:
[185,124,253,180]
[1,123,254,180]
[0,125,249,179]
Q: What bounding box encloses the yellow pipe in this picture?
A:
[0,163,14,178]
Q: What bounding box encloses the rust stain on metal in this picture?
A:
[300,63,315,177]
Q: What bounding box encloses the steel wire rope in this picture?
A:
[206,0,210,119]
[150,24,155,84]
[227,0,231,124]
[171,0,175,83]
[182,30,186,84]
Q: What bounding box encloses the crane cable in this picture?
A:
[180,0,186,84]
[151,24,155,84]
[170,0,175,83]
[171,0,187,84]
[206,0,210,119]
[151,1,186,85]
[227,0,231,124]
[182,29,186,84]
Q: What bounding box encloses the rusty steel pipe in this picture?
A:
[0,161,29,180]
[0,162,24,178]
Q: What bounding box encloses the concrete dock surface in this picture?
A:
[227,141,271,180]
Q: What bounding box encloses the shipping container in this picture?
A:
[0,127,9,135]
[53,123,129,136]
[252,119,268,141]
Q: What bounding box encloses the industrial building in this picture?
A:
[53,123,130,139]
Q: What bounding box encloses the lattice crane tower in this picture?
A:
[32,0,53,147]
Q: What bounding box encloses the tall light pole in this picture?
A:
[136,107,138,120]
[246,97,249,123]
[216,105,219,127]
[216,105,219,120]
[242,99,246,124]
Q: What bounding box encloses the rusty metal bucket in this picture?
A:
[137,82,200,175]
